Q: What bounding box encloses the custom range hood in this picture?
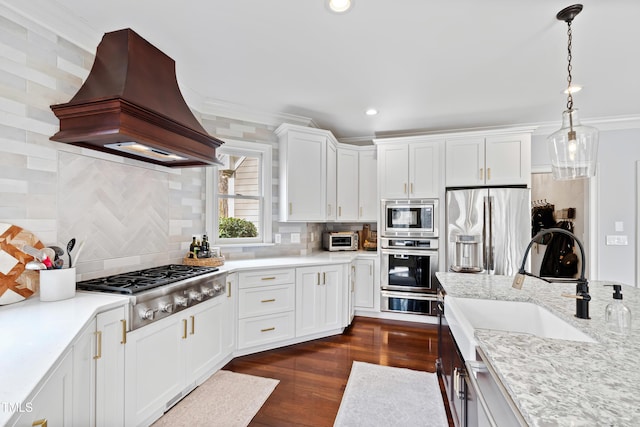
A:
[50,28,224,167]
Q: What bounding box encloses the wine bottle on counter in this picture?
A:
[189,236,197,258]
[195,239,201,258]
[201,234,210,258]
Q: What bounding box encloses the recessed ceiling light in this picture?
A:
[563,84,582,94]
[327,0,353,13]
[365,109,378,116]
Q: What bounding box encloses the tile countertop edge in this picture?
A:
[0,292,130,427]
[436,271,640,426]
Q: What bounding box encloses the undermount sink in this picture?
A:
[445,296,596,361]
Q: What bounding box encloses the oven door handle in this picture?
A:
[381,249,439,257]
[380,290,437,301]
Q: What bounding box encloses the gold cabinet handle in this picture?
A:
[359,207,363,217]
[338,206,342,217]
[317,272,320,285]
[404,183,407,194]
[480,168,484,180]
[121,319,127,344]
[410,183,414,194]
[190,315,195,335]
[261,298,276,303]
[261,276,276,281]
[93,331,102,360]
[227,282,231,298]
[32,419,47,427]
[323,272,326,285]
[487,167,491,180]
[289,202,292,215]
[182,319,187,339]
[261,327,275,332]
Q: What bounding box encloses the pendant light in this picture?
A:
[547,4,599,180]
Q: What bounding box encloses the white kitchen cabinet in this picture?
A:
[445,132,531,187]
[237,268,296,350]
[376,138,442,199]
[296,264,345,337]
[327,140,337,221]
[354,258,375,309]
[124,297,225,426]
[337,146,359,221]
[13,349,73,427]
[72,318,95,426]
[222,272,237,356]
[358,148,377,221]
[276,123,338,222]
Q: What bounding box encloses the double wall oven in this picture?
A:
[380,199,440,315]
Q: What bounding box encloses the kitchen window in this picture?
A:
[206,140,272,245]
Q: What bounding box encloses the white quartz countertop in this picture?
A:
[218,250,376,273]
[0,251,375,425]
[436,272,640,426]
[0,292,130,426]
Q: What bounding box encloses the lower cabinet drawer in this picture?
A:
[238,311,295,349]
[238,283,295,319]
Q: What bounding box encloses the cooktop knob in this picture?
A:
[140,308,156,320]
[175,296,188,307]
[202,287,215,297]
[159,302,174,313]
[213,284,222,293]
[188,290,203,302]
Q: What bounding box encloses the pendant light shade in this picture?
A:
[548,109,598,180]
[547,4,598,180]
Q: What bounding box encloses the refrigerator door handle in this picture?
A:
[488,196,494,271]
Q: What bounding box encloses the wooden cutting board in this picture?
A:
[0,223,44,305]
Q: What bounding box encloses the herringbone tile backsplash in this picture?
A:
[58,152,170,262]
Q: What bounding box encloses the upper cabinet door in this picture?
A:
[445,138,485,187]
[277,125,330,222]
[445,133,531,187]
[409,140,442,198]
[358,148,377,221]
[337,147,359,221]
[484,133,531,187]
[378,144,410,199]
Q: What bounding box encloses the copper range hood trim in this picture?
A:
[50,28,224,167]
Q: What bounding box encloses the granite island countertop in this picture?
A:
[436,272,640,426]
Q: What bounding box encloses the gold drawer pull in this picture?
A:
[182,319,187,339]
[261,298,276,303]
[227,282,232,298]
[121,319,127,344]
[32,419,47,427]
[190,315,195,335]
[93,331,102,360]
[261,327,275,332]
[487,167,491,180]
[261,276,276,281]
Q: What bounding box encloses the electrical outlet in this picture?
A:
[310,232,315,242]
[291,233,301,244]
[606,235,628,246]
[274,233,281,244]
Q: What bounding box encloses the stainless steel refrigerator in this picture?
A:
[446,187,530,275]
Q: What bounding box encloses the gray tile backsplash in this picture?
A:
[0,7,324,279]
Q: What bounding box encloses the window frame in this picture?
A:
[206,139,272,246]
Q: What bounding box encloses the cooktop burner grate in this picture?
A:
[77,264,219,294]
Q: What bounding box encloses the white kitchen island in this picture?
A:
[437,271,640,426]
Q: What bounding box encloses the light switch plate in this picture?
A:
[606,235,628,246]
[291,233,301,244]
[615,221,624,232]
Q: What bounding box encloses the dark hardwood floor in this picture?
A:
[223,316,453,427]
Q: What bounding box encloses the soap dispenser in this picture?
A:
[604,284,632,335]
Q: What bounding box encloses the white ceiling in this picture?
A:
[3,0,640,141]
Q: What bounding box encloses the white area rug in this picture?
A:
[152,370,279,427]
[334,361,448,427]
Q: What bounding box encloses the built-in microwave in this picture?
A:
[381,199,439,238]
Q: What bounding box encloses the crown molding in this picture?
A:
[200,98,316,129]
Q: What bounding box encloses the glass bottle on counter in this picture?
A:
[189,236,197,258]
[604,284,632,335]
